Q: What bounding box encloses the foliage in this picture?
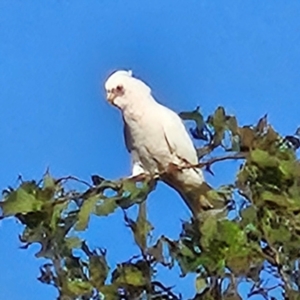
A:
[1,107,300,300]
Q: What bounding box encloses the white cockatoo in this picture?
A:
[104,70,211,216]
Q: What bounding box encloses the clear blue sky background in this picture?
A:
[0,1,299,299]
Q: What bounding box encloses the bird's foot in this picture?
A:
[166,162,180,174]
[128,173,147,182]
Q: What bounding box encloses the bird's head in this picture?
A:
[104,70,151,109]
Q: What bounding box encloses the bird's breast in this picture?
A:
[124,112,172,173]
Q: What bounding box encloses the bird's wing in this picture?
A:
[123,118,145,176]
[158,104,199,166]
[123,118,132,153]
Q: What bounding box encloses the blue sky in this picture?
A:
[0,1,299,299]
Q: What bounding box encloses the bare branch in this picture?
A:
[55,175,93,188]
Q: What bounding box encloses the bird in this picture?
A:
[104,70,212,217]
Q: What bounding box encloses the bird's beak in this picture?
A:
[106,91,116,105]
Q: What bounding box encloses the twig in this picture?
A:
[180,152,247,170]
[55,176,92,188]
[200,152,247,167]
[151,281,180,300]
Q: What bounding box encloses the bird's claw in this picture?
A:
[128,173,147,182]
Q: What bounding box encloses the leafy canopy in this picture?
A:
[1,107,300,300]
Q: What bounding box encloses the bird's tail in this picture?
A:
[162,170,213,217]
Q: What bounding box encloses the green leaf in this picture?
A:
[255,114,268,134]
[200,215,218,250]
[270,225,292,244]
[231,135,241,152]
[250,149,278,168]
[112,264,146,287]
[147,238,166,265]
[195,276,207,293]
[238,126,255,150]
[261,190,288,208]
[240,206,257,225]
[75,194,100,231]
[135,203,153,250]
[179,107,205,130]
[89,254,110,288]
[95,197,118,216]
[99,285,119,300]
[66,279,93,296]
[124,203,153,252]
[218,220,247,246]
[50,201,68,230]
[43,172,56,190]
[265,126,279,145]
[117,178,154,208]
[1,185,44,217]
[279,159,296,179]
[206,186,232,209]
[211,106,226,131]
[226,116,238,135]
[65,237,82,249]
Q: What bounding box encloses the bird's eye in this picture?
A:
[116,85,123,92]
